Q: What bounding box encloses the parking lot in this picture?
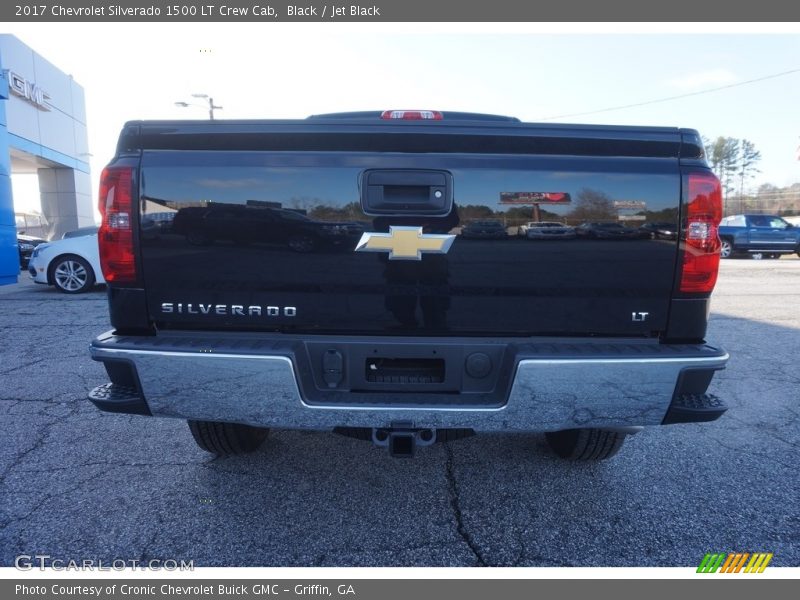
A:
[1,257,798,567]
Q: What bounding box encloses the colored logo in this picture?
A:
[355,226,455,261]
[697,552,773,573]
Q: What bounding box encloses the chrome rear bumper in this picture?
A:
[89,332,728,432]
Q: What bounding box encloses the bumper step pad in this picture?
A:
[662,393,727,425]
[88,383,151,416]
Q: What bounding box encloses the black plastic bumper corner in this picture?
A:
[88,383,151,416]
[662,393,727,425]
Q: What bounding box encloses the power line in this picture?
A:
[753,190,800,195]
[750,194,800,200]
[536,67,800,121]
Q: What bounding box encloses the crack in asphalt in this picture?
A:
[138,511,165,563]
[511,529,526,567]
[0,417,63,486]
[0,358,48,376]
[0,466,113,534]
[444,442,487,567]
[16,460,200,474]
[720,412,800,451]
[0,400,25,411]
[706,434,794,471]
[0,397,87,488]
[0,395,71,404]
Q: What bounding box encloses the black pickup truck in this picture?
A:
[88,111,729,461]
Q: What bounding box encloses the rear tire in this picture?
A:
[719,239,733,258]
[187,420,269,455]
[545,428,627,461]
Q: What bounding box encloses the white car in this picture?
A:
[525,221,576,239]
[28,232,105,293]
[517,222,536,237]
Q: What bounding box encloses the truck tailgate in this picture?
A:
[136,125,682,337]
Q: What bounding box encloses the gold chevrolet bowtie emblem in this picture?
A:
[355,226,456,260]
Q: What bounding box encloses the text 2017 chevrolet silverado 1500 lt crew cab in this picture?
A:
[88,111,729,461]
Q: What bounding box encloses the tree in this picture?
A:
[706,136,740,202]
[639,207,679,223]
[567,188,616,222]
[288,196,321,212]
[309,201,367,222]
[738,139,762,199]
[502,206,562,222]
[457,204,495,221]
[703,136,764,214]
[757,183,779,196]
[752,183,800,215]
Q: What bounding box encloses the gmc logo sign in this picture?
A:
[6,70,51,111]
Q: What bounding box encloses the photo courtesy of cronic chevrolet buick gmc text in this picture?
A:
[87,111,729,461]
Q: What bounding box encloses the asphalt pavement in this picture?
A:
[1,258,798,567]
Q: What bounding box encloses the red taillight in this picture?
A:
[380,110,443,120]
[98,166,136,284]
[680,172,722,293]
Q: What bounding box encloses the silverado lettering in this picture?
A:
[88,111,729,461]
[160,303,296,317]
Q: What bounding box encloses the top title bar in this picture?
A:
[3,0,800,22]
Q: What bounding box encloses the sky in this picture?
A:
[6,23,800,217]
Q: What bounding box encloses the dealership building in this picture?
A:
[0,34,93,285]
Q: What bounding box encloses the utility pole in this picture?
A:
[193,94,223,120]
[174,93,223,120]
